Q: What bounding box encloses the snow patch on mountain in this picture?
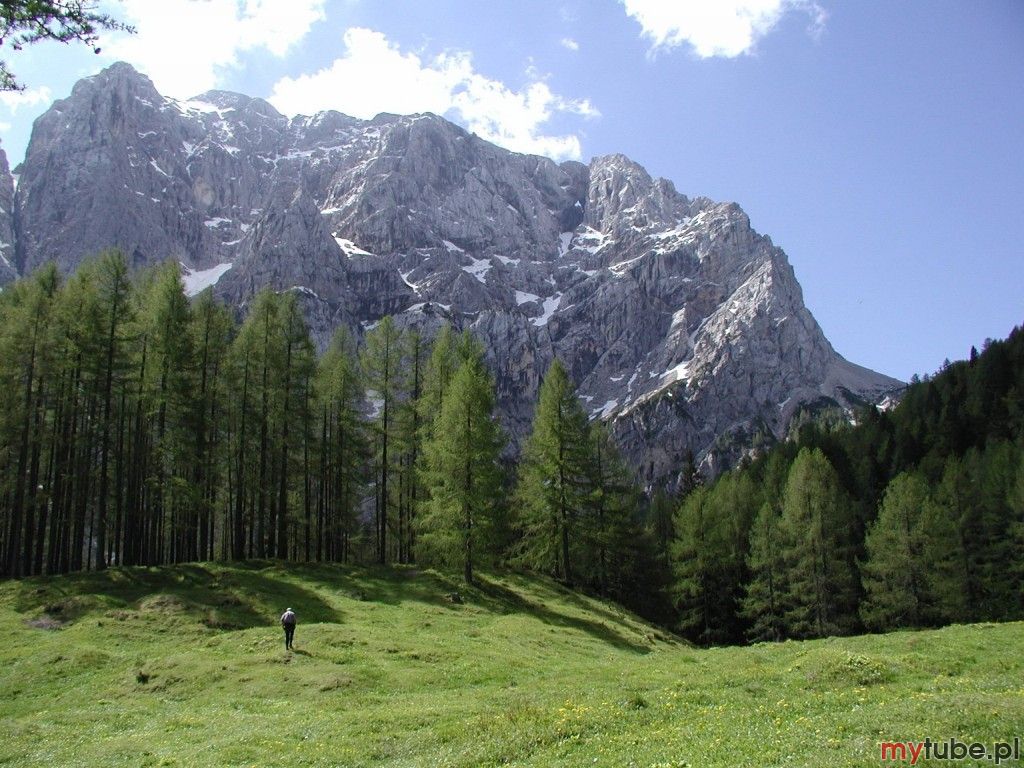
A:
[462,256,492,284]
[181,262,233,297]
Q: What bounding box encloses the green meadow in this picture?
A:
[0,562,1020,767]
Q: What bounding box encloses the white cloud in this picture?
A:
[0,86,52,113]
[621,0,825,58]
[560,37,580,52]
[100,0,326,98]
[269,28,598,161]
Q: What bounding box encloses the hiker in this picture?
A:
[280,607,296,650]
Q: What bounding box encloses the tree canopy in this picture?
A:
[1,1,133,90]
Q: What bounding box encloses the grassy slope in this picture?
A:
[0,563,1021,768]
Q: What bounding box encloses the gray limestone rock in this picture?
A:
[9,62,903,484]
[0,142,17,285]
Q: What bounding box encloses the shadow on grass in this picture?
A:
[281,562,464,611]
[257,563,651,654]
[12,561,342,631]
[472,575,651,654]
[540,580,679,645]
[9,560,653,652]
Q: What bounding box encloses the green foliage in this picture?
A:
[915,463,969,625]
[741,501,786,642]
[0,1,134,90]
[0,256,378,576]
[2,248,1020,657]
[314,327,369,563]
[513,359,591,582]
[418,356,507,582]
[670,471,758,645]
[188,288,234,562]
[779,448,860,638]
[0,264,61,577]
[672,325,1024,642]
[859,473,931,629]
[579,421,643,598]
[415,324,458,442]
[0,259,647,590]
[670,487,719,642]
[361,316,406,564]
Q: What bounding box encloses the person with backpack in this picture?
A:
[280,607,297,650]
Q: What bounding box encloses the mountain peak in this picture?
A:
[10,66,902,482]
[78,61,159,96]
[186,89,284,120]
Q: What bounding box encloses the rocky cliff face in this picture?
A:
[9,63,902,485]
[0,142,17,285]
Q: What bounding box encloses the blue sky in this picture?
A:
[1,0,1021,380]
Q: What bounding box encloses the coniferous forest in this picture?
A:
[1,251,1022,645]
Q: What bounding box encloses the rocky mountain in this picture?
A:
[0,141,16,285]
[8,63,901,485]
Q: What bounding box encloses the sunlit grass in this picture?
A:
[0,562,1020,767]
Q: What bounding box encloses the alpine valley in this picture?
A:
[4,63,901,484]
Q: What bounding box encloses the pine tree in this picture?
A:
[139,262,198,564]
[188,289,234,562]
[779,447,860,638]
[315,327,367,563]
[274,293,316,560]
[0,264,60,577]
[859,472,931,629]
[670,471,756,644]
[917,477,969,624]
[580,421,639,596]
[361,316,405,564]
[91,251,134,569]
[742,501,787,642]
[670,487,722,643]
[933,454,981,620]
[418,357,506,583]
[514,359,590,582]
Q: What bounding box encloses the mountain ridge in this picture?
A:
[4,62,902,484]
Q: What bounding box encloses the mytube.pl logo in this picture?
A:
[881,738,1021,765]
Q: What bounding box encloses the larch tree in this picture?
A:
[139,262,197,564]
[395,328,427,563]
[670,486,721,643]
[315,326,367,563]
[0,1,133,91]
[514,358,590,583]
[582,420,639,597]
[418,356,506,583]
[742,501,788,642]
[361,316,405,563]
[0,264,60,577]
[273,292,316,560]
[670,472,756,645]
[91,250,133,570]
[933,454,980,620]
[188,289,234,562]
[859,472,931,630]
[779,447,860,638]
